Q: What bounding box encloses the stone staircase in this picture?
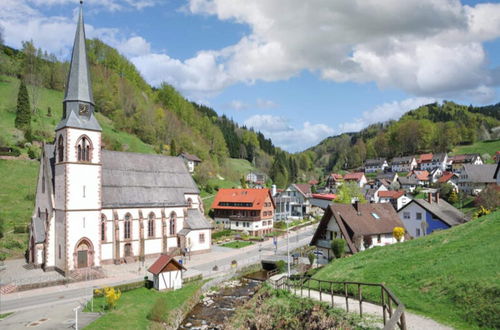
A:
[0,283,18,295]
[69,268,105,282]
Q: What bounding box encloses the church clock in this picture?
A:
[79,103,89,115]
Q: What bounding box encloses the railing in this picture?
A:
[229,215,262,221]
[274,275,407,330]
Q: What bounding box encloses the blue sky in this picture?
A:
[1,0,499,152]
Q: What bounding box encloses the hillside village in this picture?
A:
[0,2,499,330]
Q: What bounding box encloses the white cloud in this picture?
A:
[256,98,277,109]
[225,100,248,111]
[244,114,334,152]
[116,36,151,57]
[339,97,437,133]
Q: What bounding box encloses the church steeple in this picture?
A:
[56,1,101,132]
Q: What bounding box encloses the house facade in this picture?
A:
[420,153,448,172]
[274,184,312,220]
[246,172,267,186]
[378,190,411,211]
[451,154,483,172]
[325,173,343,190]
[28,5,211,275]
[398,193,468,238]
[212,189,275,236]
[343,172,368,188]
[148,254,186,291]
[364,158,388,173]
[179,152,201,173]
[391,156,417,173]
[458,164,497,195]
[407,170,430,186]
[437,171,459,191]
[310,203,405,258]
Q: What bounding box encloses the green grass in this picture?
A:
[0,312,13,319]
[312,211,500,329]
[84,281,204,329]
[452,139,500,162]
[221,241,254,249]
[225,158,259,177]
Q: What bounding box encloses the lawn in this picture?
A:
[84,281,204,329]
[312,211,500,329]
[221,241,254,249]
[451,139,500,162]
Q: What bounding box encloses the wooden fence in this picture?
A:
[274,275,406,330]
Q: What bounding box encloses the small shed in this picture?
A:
[148,254,186,291]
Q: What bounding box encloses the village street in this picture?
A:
[0,224,317,323]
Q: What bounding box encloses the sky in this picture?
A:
[1,0,499,152]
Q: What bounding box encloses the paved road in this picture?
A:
[0,224,317,314]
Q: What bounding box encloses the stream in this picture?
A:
[179,278,261,329]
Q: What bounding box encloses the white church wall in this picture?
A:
[66,128,101,163]
[187,229,210,252]
[66,210,101,270]
[101,242,113,260]
[145,238,162,255]
[184,194,200,209]
[66,164,101,210]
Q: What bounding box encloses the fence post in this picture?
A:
[344,283,349,313]
[400,311,407,330]
[358,284,362,317]
[388,296,393,318]
[381,286,386,326]
[330,282,334,308]
[319,280,322,302]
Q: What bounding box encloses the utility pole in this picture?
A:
[74,306,81,330]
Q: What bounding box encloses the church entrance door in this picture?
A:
[77,250,88,268]
[124,243,132,257]
[74,238,93,269]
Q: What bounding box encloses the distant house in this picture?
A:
[417,153,433,170]
[398,176,419,193]
[451,154,483,172]
[421,153,448,172]
[343,172,368,188]
[407,170,430,186]
[246,172,267,186]
[212,188,275,236]
[310,202,405,258]
[148,254,186,291]
[362,184,388,203]
[364,158,388,173]
[378,190,411,211]
[398,193,468,238]
[458,164,497,195]
[310,193,337,209]
[325,173,343,190]
[391,156,417,173]
[429,168,444,183]
[375,172,399,187]
[275,184,312,220]
[437,171,459,191]
[179,152,202,173]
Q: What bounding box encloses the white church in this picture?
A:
[28,3,212,275]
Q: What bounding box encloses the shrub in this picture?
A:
[94,287,121,310]
[27,145,40,159]
[275,260,287,273]
[474,185,500,211]
[331,239,346,258]
[307,253,316,265]
[393,227,405,242]
[147,297,169,323]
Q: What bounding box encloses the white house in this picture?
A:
[364,158,389,173]
[378,190,411,211]
[310,202,405,258]
[343,172,368,188]
[391,156,417,173]
[458,164,497,195]
[362,184,388,203]
[398,176,419,193]
[451,154,483,173]
[437,172,459,191]
[179,152,202,173]
[398,193,468,238]
[148,254,186,290]
[274,184,312,220]
[420,153,448,172]
[28,4,212,275]
[429,168,443,183]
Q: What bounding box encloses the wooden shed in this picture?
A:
[148,254,186,291]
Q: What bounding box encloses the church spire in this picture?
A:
[56,1,101,132]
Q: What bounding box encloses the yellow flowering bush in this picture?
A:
[393,227,405,242]
[104,287,122,309]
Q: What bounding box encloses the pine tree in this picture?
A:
[170,139,177,156]
[15,80,31,130]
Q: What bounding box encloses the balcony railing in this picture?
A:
[229,215,262,221]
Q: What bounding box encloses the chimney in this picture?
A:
[427,192,432,204]
[435,191,440,204]
[353,199,361,216]
[271,184,277,197]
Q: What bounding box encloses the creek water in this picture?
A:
[179,278,261,329]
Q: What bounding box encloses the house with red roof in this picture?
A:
[148,254,186,290]
[212,188,275,236]
[275,184,312,220]
[325,173,343,190]
[343,172,368,188]
[310,193,337,209]
[407,170,430,186]
[378,190,411,211]
[437,171,459,191]
[417,153,433,170]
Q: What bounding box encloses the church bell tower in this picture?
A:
[53,1,102,274]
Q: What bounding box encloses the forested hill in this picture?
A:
[305,101,500,172]
[0,39,317,188]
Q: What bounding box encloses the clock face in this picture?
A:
[79,104,89,115]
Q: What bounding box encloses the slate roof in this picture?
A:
[179,152,201,162]
[461,164,497,183]
[400,198,468,227]
[432,153,447,162]
[398,176,419,186]
[451,154,481,164]
[391,156,415,165]
[43,145,198,208]
[185,209,212,230]
[376,172,398,181]
[365,158,387,167]
[148,254,186,275]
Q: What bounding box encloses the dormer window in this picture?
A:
[76,135,91,162]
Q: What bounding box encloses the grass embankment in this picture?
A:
[221,241,254,249]
[452,139,500,162]
[313,211,500,329]
[85,281,204,329]
[228,285,374,330]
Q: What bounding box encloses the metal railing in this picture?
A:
[274,275,407,330]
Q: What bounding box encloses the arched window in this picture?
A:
[148,212,155,237]
[101,215,106,241]
[58,135,64,162]
[187,198,193,208]
[169,212,176,236]
[124,213,132,239]
[76,136,91,162]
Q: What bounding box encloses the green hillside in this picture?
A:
[313,212,500,329]
[452,139,500,162]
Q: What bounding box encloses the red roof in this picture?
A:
[312,193,337,201]
[211,188,274,210]
[148,254,186,275]
[409,170,429,181]
[308,179,319,185]
[329,173,343,181]
[418,153,433,163]
[294,184,312,196]
[343,172,365,181]
[378,190,405,199]
[437,171,456,183]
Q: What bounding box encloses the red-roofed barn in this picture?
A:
[148,254,186,290]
